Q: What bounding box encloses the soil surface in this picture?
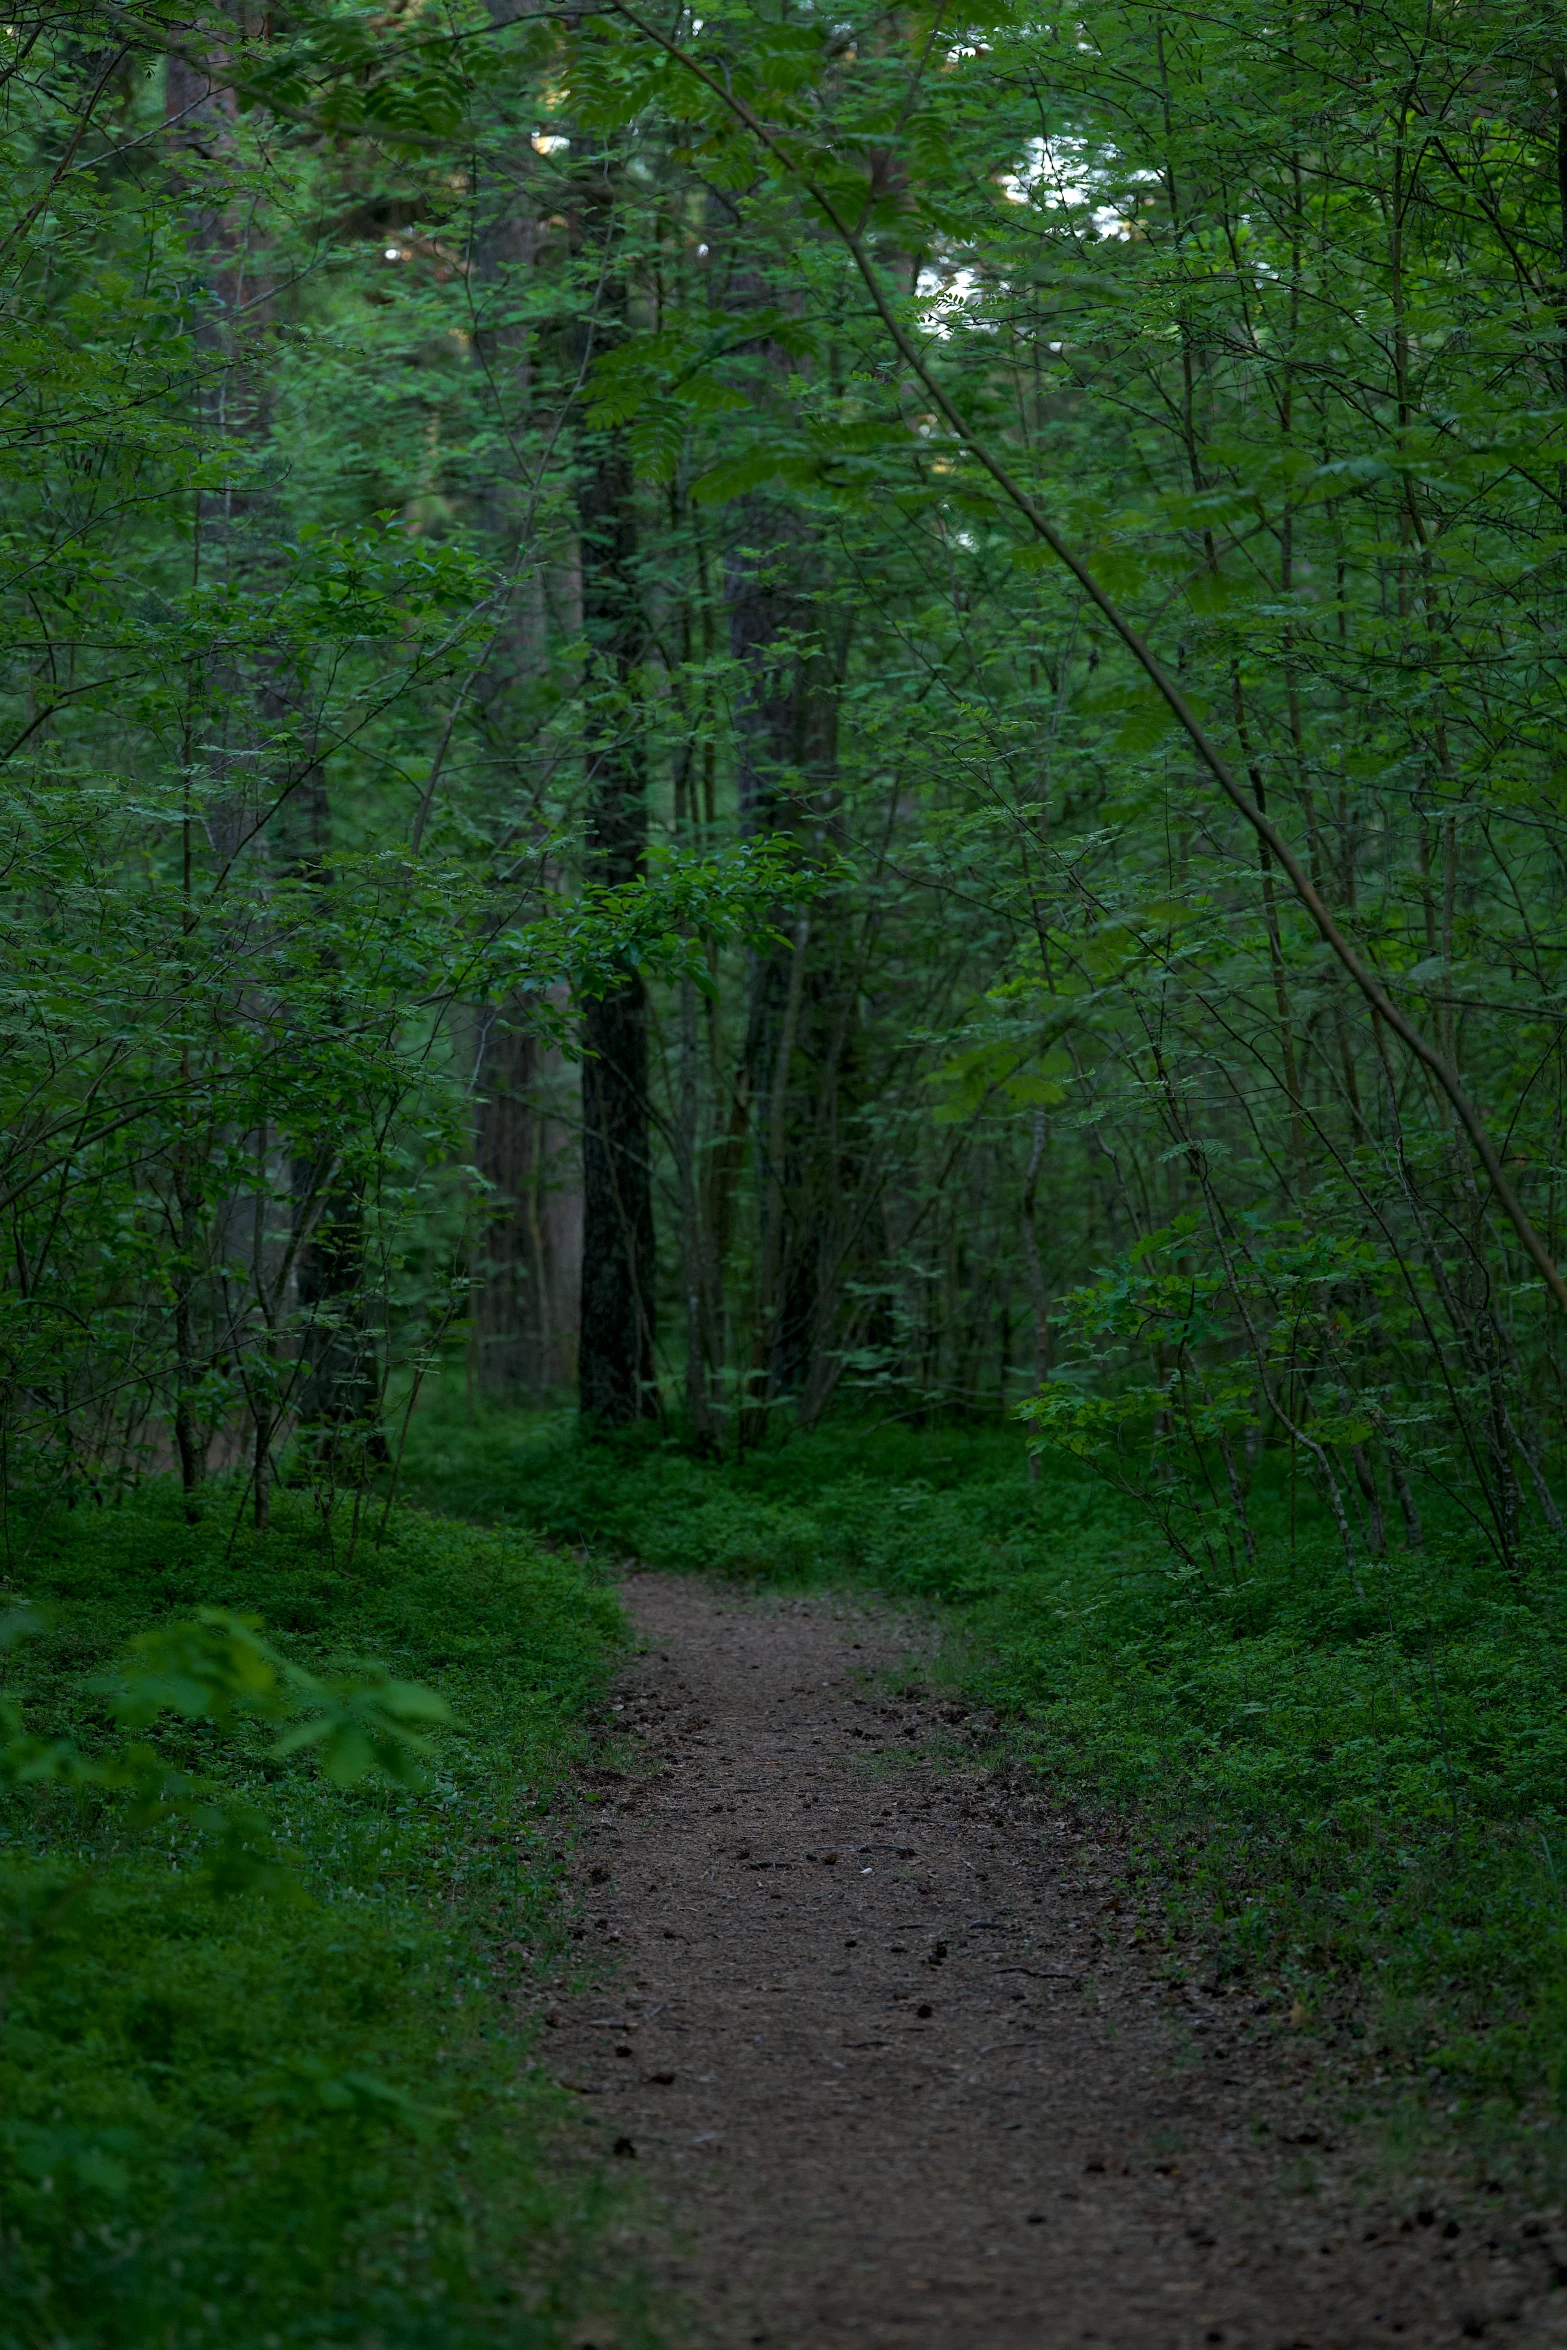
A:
[543,1576,1563,2348]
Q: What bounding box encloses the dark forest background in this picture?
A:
[9,0,1567,1587]
[9,5,1567,2338]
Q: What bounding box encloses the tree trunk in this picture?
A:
[464,125,585,1396]
[472,1002,582,1397]
[576,243,656,1423]
[167,26,281,1514]
[726,507,867,1422]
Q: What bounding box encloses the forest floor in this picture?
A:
[544,1574,1564,2350]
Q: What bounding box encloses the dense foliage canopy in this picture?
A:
[6,0,1567,1562]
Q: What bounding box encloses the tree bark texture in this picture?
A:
[577,360,657,1422]
[472,1003,583,1396]
[464,131,587,1390]
[726,509,876,1417]
[167,25,274,863]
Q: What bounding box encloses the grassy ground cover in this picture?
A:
[396,1394,1567,2179]
[0,1487,646,2350]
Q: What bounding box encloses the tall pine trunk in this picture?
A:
[576,199,656,1424]
[466,124,584,1398]
[726,507,871,1427]
[472,1003,582,1397]
[166,22,285,1522]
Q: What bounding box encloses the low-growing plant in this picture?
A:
[0,1489,647,2350]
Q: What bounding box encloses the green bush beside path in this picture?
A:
[0,1488,642,2350]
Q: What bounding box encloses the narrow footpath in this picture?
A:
[544,1576,1560,2348]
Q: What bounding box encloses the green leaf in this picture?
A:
[109,1610,291,1728]
[271,1665,455,1788]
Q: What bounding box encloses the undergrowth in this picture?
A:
[395,1391,1567,2182]
[0,1486,647,2350]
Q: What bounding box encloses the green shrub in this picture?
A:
[0,1487,644,2350]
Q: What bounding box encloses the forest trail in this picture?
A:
[549,1578,1556,2349]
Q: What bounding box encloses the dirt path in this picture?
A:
[545,1576,1560,2348]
